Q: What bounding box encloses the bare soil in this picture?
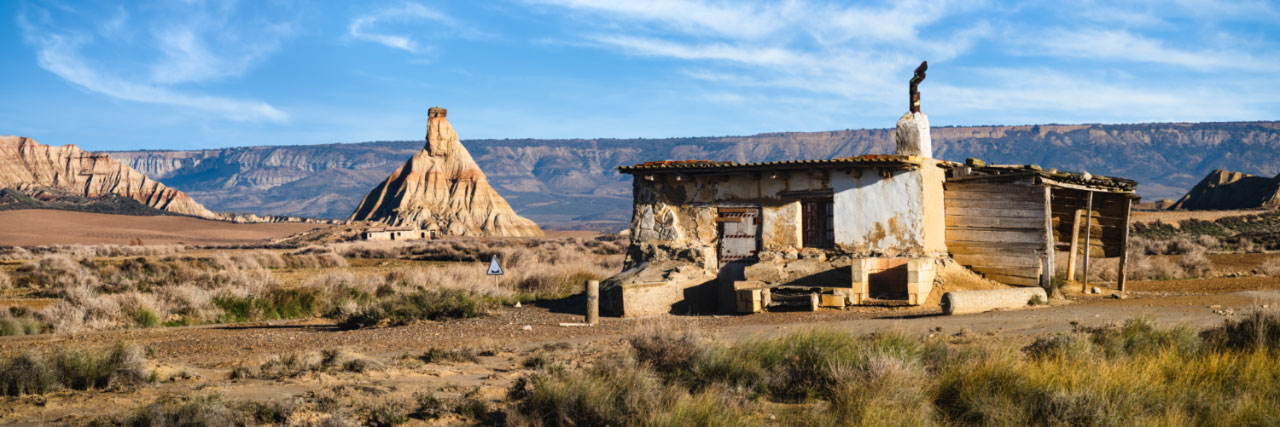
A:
[0,209,326,246]
[1132,209,1267,226]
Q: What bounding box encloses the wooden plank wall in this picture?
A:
[944,182,1048,286]
[1050,189,1127,257]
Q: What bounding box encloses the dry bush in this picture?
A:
[16,255,99,293]
[0,342,147,396]
[0,271,10,290]
[0,246,33,261]
[1260,260,1280,277]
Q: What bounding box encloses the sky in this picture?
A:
[1,0,1277,151]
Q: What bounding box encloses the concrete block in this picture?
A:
[941,288,1048,315]
[820,294,846,308]
[736,289,762,313]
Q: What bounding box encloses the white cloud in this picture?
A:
[348,2,455,54]
[530,0,1278,125]
[17,4,289,122]
[28,32,287,122]
[1034,29,1278,72]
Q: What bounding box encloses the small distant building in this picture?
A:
[361,227,435,241]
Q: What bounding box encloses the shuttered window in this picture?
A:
[802,198,834,248]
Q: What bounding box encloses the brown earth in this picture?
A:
[1131,208,1265,226]
[0,209,325,246]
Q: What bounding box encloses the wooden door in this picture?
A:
[718,207,760,264]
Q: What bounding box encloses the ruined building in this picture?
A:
[603,64,1138,316]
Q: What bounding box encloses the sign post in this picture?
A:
[487,255,504,305]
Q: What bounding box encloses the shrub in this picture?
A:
[338,289,498,328]
[1201,311,1280,352]
[418,347,480,364]
[0,342,146,396]
[365,400,410,427]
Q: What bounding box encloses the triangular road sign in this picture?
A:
[486,255,504,275]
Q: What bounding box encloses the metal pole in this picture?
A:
[586,280,600,325]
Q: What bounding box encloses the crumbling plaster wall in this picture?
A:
[627,172,828,267]
[830,161,946,257]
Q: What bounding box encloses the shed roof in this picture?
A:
[618,154,928,174]
[947,159,1138,193]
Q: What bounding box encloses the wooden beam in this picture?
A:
[1067,209,1082,283]
[1042,186,1055,292]
[1082,191,1094,292]
[1117,197,1133,293]
[945,207,1044,218]
[945,229,1047,244]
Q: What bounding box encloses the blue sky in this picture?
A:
[1,0,1277,151]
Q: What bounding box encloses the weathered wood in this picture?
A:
[945,207,1043,218]
[971,265,1043,278]
[1067,209,1082,283]
[945,182,1044,194]
[947,216,1045,229]
[586,280,600,325]
[1042,186,1055,291]
[946,229,1047,244]
[953,254,1042,269]
[1082,192,1093,292]
[945,198,1045,210]
[979,273,1042,287]
[1118,197,1133,292]
[945,190,1044,203]
[947,241,1045,255]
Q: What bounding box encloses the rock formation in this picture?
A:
[1169,169,1280,210]
[0,135,220,219]
[111,121,1280,226]
[348,107,543,237]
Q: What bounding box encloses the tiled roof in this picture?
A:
[618,154,925,174]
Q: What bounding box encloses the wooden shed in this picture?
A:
[943,159,1139,291]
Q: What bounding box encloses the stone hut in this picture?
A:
[603,143,1138,317]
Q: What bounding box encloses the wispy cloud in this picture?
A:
[17,2,290,122]
[1032,29,1278,72]
[529,0,1279,125]
[348,2,455,54]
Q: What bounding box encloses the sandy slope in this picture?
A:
[0,209,325,246]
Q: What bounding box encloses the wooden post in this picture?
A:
[1117,197,1133,293]
[1082,191,1094,292]
[1041,186,1055,293]
[1067,209,1083,285]
[586,280,600,325]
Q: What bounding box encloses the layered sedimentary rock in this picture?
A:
[0,135,219,219]
[348,108,543,237]
[1170,169,1280,210]
[111,121,1280,226]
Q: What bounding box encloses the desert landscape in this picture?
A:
[2,1,1280,426]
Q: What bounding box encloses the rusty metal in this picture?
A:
[909,61,927,113]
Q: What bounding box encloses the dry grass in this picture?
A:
[513,314,1280,426]
[3,237,624,333]
[0,342,147,396]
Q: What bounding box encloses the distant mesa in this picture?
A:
[0,135,221,219]
[348,107,544,237]
[1170,169,1280,210]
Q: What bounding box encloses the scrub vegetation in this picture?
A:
[511,313,1280,426]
